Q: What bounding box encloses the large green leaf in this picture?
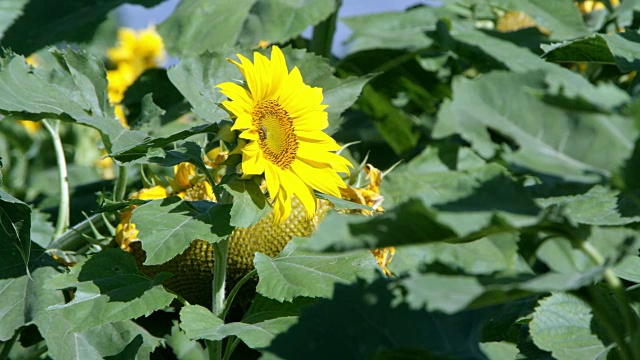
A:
[389,232,521,276]
[44,248,176,331]
[254,237,378,302]
[131,197,233,265]
[222,178,269,228]
[0,0,165,55]
[0,189,31,273]
[436,24,629,111]
[434,71,636,182]
[158,0,336,56]
[0,0,28,40]
[35,314,162,360]
[0,50,147,154]
[342,7,438,54]
[504,0,590,41]
[543,32,640,73]
[0,266,62,341]
[110,124,217,163]
[180,304,297,349]
[266,277,490,359]
[530,293,608,360]
[536,185,640,226]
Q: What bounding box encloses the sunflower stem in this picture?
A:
[208,238,229,360]
[113,165,128,202]
[309,0,341,58]
[0,328,21,360]
[42,119,69,239]
[221,269,257,320]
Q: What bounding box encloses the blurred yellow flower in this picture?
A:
[217,46,351,224]
[107,26,166,126]
[578,0,619,13]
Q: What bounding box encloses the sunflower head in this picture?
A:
[216,46,352,224]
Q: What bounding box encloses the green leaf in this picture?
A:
[254,237,378,302]
[480,342,520,360]
[44,248,175,331]
[110,124,217,163]
[506,0,590,41]
[35,315,162,360]
[544,32,640,73]
[131,197,233,265]
[438,25,629,111]
[0,50,147,154]
[0,266,62,341]
[0,0,28,41]
[307,199,457,252]
[402,274,485,314]
[0,0,165,55]
[355,84,420,155]
[434,71,636,182]
[167,50,242,124]
[222,179,269,228]
[146,141,216,186]
[389,232,521,276]
[0,189,31,273]
[614,256,640,283]
[536,185,640,226]
[30,208,55,248]
[180,304,297,349]
[266,277,490,359]
[241,294,316,324]
[342,7,437,54]
[158,0,337,56]
[103,335,143,360]
[537,227,638,273]
[530,293,608,360]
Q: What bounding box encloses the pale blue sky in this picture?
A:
[118,0,439,56]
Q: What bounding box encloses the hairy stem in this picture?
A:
[221,269,257,321]
[42,120,69,238]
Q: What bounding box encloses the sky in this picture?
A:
[118,0,439,56]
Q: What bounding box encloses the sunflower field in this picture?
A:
[3,0,640,359]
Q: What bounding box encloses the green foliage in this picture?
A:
[2,0,640,358]
[131,197,233,265]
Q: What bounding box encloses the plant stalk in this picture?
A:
[42,120,69,238]
[579,240,638,358]
[208,238,230,360]
[220,269,257,321]
[113,165,128,202]
[309,0,341,58]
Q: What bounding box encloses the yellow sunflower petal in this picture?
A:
[290,160,343,197]
[280,170,316,219]
[217,82,254,110]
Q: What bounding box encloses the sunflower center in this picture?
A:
[252,100,298,169]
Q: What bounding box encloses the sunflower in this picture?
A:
[217,46,352,224]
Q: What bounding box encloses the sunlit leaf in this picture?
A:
[530,293,608,360]
[180,304,297,349]
[254,237,378,302]
[158,0,337,56]
[44,248,175,331]
[0,0,165,55]
[131,197,233,265]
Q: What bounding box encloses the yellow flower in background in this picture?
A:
[578,0,619,13]
[106,26,166,126]
[217,46,352,224]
